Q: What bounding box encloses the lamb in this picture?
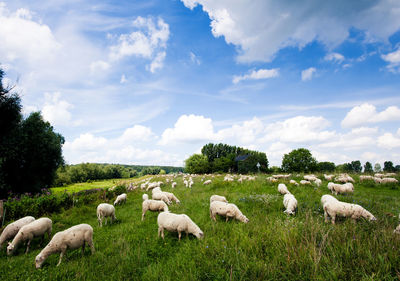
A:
[289,179,299,186]
[113,193,127,205]
[283,193,297,215]
[96,203,116,227]
[300,180,311,185]
[209,201,249,223]
[157,212,204,240]
[0,216,35,249]
[7,217,52,255]
[322,200,376,224]
[209,195,228,204]
[203,180,212,185]
[35,224,95,268]
[277,183,290,195]
[327,182,354,195]
[142,194,169,221]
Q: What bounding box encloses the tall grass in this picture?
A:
[1,174,400,280]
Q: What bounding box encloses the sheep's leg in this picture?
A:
[178,231,181,241]
[142,212,145,221]
[324,210,329,223]
[331,215,336,225]
[82,243,85,255]
[226,216,229,222]
[57,249,66,266]
[158,227,161,238]
[87,238,95,254]
[25,239,31,254]
[161,228,164,240]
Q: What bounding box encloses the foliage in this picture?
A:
[281,148,317,173]
[141,166,161,176]
[316,161,335,172]
[350,160,362,173]
[185,154,210,174]
[374,163,382,172]
[383,161,395,172]
[364,161,373,173]
[336,163,353,173]
[269,166,282,173]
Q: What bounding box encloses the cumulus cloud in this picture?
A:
[109,16,169,72]
[181,0,400,62]
[381,47,400,73]
[301,67,316,81]
[377,132,400,149]
[90,60,110,74]
[341,103,400,128]
[217,117,264,144]
[232,68,279,84]
[41,92,76,127]
[118,125,156,144]
[64,133,108,152]
[324,52,345,63]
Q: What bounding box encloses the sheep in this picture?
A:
[96,203,116,227]
[327,182,354,195]
[304,175,318,182]
[142,194,169,221]
[210,195,228,204]
[380,177,398,184]
[385,173,397,177]
[394,224,400,235]
[359,175,374,182]
[203,180,212,185]
[114,193,127,205]
[146,181,162,191]
[320,194,339,207]
[209,201,249,223]
[163,191,180,204]
[267,177,278,183]
[157,212,204,240]
[273,174,291,179]
[335,174,355,183]
[183,180,188,188]
[300,180,311,185]
[278,183,290,195]
[314,178,322,187]
[373,177,382,184]
[35,224,95,268]
[283,193,297,215]
[322,200,376,224]
[172,182,177,188]
[0,216,35,249]
[289,179,299,186]
[324,174,334,181]
[7,218,52,255]
[374,173,385,178]
[152,192,172,205]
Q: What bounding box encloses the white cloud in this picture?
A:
[64,133,108,152]
[181,0,400,62]
[118,125,155,144]
[301,67,316,81]
[381,47,400,72]
[377,132,400,149]
[342,103,400,128]
[324,52,345,63]
[233,68,279,84]
[190,52,201,65]
[217,117,264,145]
[159,114,217,145]
[41,92,76,127]
[109,16,169,72]
[90,60,110,74]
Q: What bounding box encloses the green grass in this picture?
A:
[1,174,400,280]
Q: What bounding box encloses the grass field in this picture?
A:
[1,174,400,280]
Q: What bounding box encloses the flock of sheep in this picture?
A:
[0,172,399,269]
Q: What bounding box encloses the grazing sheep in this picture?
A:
[327,182,354,195]
[335,174,355,183]
[157,212,204,240]
[304,175,318,182]
[380,177,399,184]
[152,192,172,205]
[210,195,228,204]
[209,201,249,223]
[203,180,212,185]
[278,183,290,195]
[96,203,116,227]
[163,191,180,204]
[314,179,322,187]
[35,224,95,268]
[324,174,334,181]
[289,179,299,186]
[0,216,35,249]
[283,193,298,215]
[359,175,374,182]
[267,177,278,183]
[374,173,385,178]
[146,181,163,191]
[394,225,400,235]
[113,193,127,205]
[322,200,376,224]
[385,173,397,177]
[300,180,311,185]
[172,182,177,188]
[320,194,339,207]
[273,174,291,179]
[7,218,52,255]
[142,194,169,221]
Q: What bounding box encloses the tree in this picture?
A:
[281,148,317,173]
[383,161,395,172]
[317,161,335,172]
[374,163,381,173]
[395,165,400,172]
[351,160,362,173]
[185,154,210,174]
[363,162,373,173]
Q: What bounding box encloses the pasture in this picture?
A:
[1,174,400,280]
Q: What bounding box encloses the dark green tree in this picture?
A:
[383,161,395,172]
[281,148,317,173]
[363,161,373,173]
[185,154,210,174]
[351,160,362,173]
[317,161,335,172]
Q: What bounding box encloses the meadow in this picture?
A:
[1,174,400,280]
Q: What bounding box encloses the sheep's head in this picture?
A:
[35,253,45,269]
[194,229,204,239]
[363,210,377,221]
[239,215,249,223]
[6,242,15,255]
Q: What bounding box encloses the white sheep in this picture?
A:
[172,182,177,188]
[96,203,116,227]
[157,212,204,240]
[278,183,290,195]
[0,216,35,249]
[152,192,172,205]
[289,179,299,186]
[209,195,228,204]
[314,178,322,187]
[304,175,318,182]
[324,174,334,181]
[142,194,169,221]
[359,175,374,182]
[203,180,212,185]
[327,182,354,195]
[7,217,52,255]
[163,191,180,204]
[114,193,127,205]
[209,201,249,223]
[300,180,311,185]
[283,193,297,215]
[335,174,355,183]
[267,177,278,183]
[35,224,95,268]
[322,200,376,224]
[374,173,384,178]
[380,177,398,184]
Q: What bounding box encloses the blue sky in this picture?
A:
[1,0,400,167]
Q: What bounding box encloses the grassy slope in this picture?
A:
[1,174,400,280]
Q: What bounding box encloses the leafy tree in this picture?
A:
[395,165,400,172]
[281,148,317,173]
[351,160,362,173]
[363,161,373,173]
[317,161,335,172]
[374,163,382,173]
[185,154,209,174]
[335,163,353,173]
[383,161,395,172]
